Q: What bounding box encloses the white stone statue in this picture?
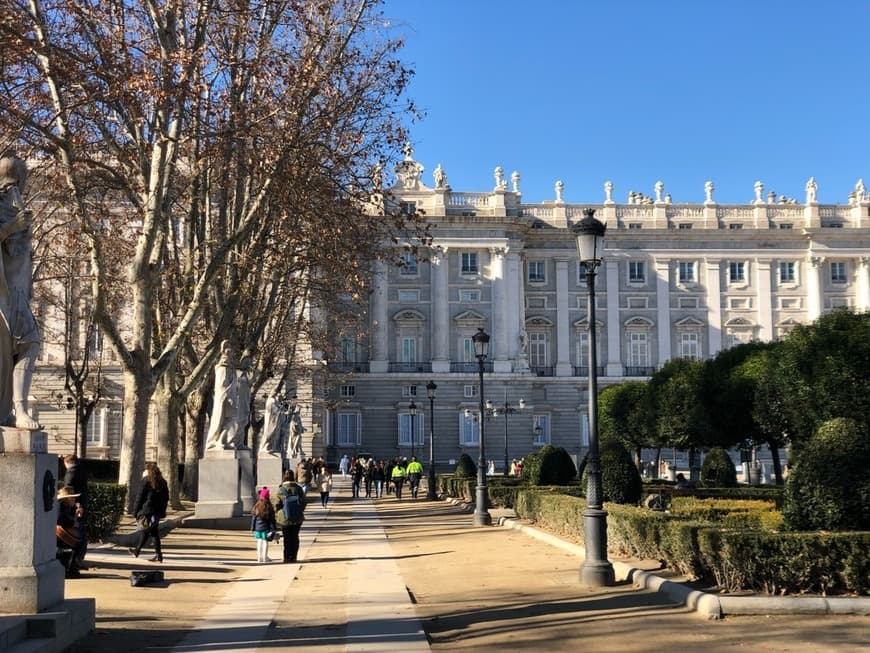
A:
[0,155,41,430]
[664,194,672,204]
[704,181,715,204]
[805,177,818,204]
[372,162,383,190]
[518,329,528,356]
[768,190,776,204]
[754,181,764,204]
[555,180,564,203]
[204,340,239,450]
[494,166,507,191]
[433,163,447,190]
[654,181,664,203]
[856,179,866,202]
[604,181,614,203]
[511,170,521,193]
[288,410,306,459]
[259,391,282,454]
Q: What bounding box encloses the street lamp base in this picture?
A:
[579,560,615,587]
[427,489,438,501]
[472,509,492,527]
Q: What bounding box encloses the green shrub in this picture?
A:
[85,482,127,543]
[582,440,642,504]
[700,447,738,488]
[486,477,525,508]
[782,417,870,531]
[670,497,782,530]
[454,453,477,478]
[523,445,576,486]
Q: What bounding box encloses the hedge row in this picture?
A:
[642,484,785,507]
[84,483,127,543]
[513,488,868,595]
[669,497,784,531]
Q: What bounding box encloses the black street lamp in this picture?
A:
[472,327,491,526]
[572,207,615,587]
[486,395,526,476]
[426,380,438,500]
[408,399,417,460]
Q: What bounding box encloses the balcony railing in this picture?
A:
[572,366,605,377]
[450,361,494,373]
[326,362,369,373]
[624,366,655,377]
[530,366,555,377]
[388,362,432,373]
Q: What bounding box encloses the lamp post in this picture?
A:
[485,394,526,476]
[572,207,615,586]
[408,399,417,460]
[426,380,438,500]
[472,327,491,526]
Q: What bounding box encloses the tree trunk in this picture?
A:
[181,386,208,501]
[118,364,155,514]
[634,446,643,474]
[154,378,183,509]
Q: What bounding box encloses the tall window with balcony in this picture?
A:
[398,412,425,447]
[460,411,479,446]
[575,328,601,374]
[532,414,550,446]
[461,251,478,275]
[830,261,847,284]
[678,261,696,284]
[628,332,650,373]
[529,332,549,375]
[401,337,417,369]
[528,260,546,283]
[400,251,418,276]
[679,332,699,360]
[337,413,360,446]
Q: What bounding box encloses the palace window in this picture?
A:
[460,411,479,446]
[401,385,418,397]
[400,251,418,275]
[528,260,546,283]
[398,412,425,447]
[337,413,361,446]
[532,415,551,446]
[529,332,548,368]
[830,261,847,283]
[779,262,796,284]
[461,251,478,275]
[728,261,746,284]
[459,289,480,302]
[85,408,108,447]
[679,332,700,360]
[340,385,355,398]
[678,261,696,284]
[628,332,649,367]
[401,337,417,363]
[628,261,645,283]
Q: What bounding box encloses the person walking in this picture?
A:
[339,454,350,478]
[363,458,374,498]
[384,458,395,495]
[129,463,169,562]
[406,456,424,499]
[315,464,333,508]
[372,460,386,498]
[391,458,407,499]
[350,458,363,498]
[274,470,307,563]
[251,487,277,563]
[62,454,89,569]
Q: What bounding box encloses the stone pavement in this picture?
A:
[62,477,869,653]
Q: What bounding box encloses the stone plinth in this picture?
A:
[195,450,245,519]
[0,428,66,613]
[238,449,255,512]
[256,454,284,492]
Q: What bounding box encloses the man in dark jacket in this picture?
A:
[63,455,88,568]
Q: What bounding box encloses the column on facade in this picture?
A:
[806,256,823,321]
[755,258,773,342]
[654,258,671,366]
[369,259,389,372]
[705,259,723,356]
[856,257,870,313]
[506,250,525,370]
[430,248,450,372]
[555,258,572,376]
[605,259,622,376]
[490,247,511,372]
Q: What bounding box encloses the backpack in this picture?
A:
[277,485,304,525]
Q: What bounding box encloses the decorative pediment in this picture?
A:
[454,310,487,323]
[724,317,755,327]
[674,316,705,328]
[572,317,604,330]
[392,309,426,323]
[525,315,553,328]
[624,316,654,328]
[776,317,801,327]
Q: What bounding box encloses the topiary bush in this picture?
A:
[523,445,576,485]
[85,482,127,542]
[782,417,870,531]
[454,453,477,478]
[582,439,642,504]
[700,447,738,488]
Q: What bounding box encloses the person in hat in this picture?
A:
[56,485,84,578]
[250,486,277,563]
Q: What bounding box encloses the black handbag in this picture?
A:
[130,570,164,587]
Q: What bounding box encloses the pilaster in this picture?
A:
[370,259,389,373]
[555,258,572,376]
[605,260,622,376]
[806,255,824,321]
[755,259,773,341]
[654,259,671,365]
[430,249,450,372]
[705,259,723,356]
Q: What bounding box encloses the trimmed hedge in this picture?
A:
[700,447,738,488]
[84,482,127,543]
[641,485,785,508]
[523,445,576,485]
[669,497,783,531]
[454,453,477,478]
[582,439,642,504]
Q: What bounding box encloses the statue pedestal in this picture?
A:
[195,449,253,519]
[0,428,66,614]
[256,454,284,491]
[238,449,255,513]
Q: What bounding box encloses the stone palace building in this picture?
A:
[35,150,870,471]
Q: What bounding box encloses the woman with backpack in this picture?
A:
[274,469,306,563]
[129,463,169,562]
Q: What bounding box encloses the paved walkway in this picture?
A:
[65,477,869,653]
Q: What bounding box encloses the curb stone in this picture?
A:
[496,516,870,619]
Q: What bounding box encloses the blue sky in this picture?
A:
[383,1,869,205]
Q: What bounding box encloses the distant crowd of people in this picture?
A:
[338,454,425,500]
